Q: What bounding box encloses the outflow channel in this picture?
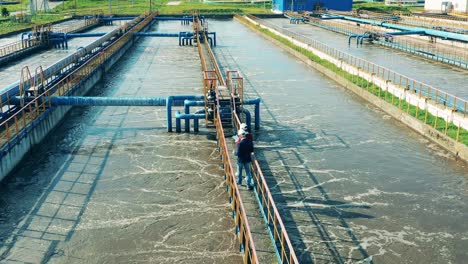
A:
[0,20,242,263]
[212,19,468,263]
[263,18,468,99]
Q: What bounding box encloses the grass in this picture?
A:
[0,13,68,34]
[0,0,30,13]
[0,0,271,35]
[238,16,468,145]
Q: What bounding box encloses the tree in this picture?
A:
[1,7,10,17]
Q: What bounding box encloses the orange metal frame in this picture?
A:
[0,12,158,151]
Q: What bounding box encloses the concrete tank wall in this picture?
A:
[0,30,138,181]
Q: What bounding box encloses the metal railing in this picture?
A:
[0,38,42,57]
[0,18,100,58]
[214,95,259,263]
[230,86,299,264]
[243,15,468,142]
[195,16,259,263]
[247,15,468,115]
[250,159,299,264]
[0,12,157,153]
[305,17,468,68]
[229,67,298,263]
[53,17,99,34]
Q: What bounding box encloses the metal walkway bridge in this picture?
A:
[0,13,299,264]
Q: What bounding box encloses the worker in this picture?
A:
[235,130,254,190]
[240,123,253,141]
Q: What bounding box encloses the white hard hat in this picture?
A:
[238,129,246,137]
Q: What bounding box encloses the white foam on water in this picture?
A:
[344,188,418,201]
[354,139,375,145]
[280,178,346,195]
[352,201,389,207]
[401,225,455,242]
[77,203,225,230]
[352,139,393,146]
[286,200,376,209]
[359,228,416,256]
[353,223,460,261]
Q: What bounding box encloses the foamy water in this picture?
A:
[212,19,468,263]
[0,21,241,263]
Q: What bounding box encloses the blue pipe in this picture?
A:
[166,95,204,132]
[329,15,468,42]
[194,109,206,132]
[134,32,179,37]
[243,98,261,130]
[175,111,205,133]
[10,95,204,132]
[320,15,345,20]
[179,32,194,46]
[208,32,216,46]
[53,96,167,106]
[184,100,205,132]
[0,26,125,102]
[11,96,168,106]
[359,36,370,46]
[66,33,107,38]
[387,30,426,36]
[348,35,359,46]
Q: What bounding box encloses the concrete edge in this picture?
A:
[234,16,468,163]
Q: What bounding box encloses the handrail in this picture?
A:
[231,92,299,264]
[0,38,41,57]
[0,12,158,152]
[245,15,468,115]
[0,18,99,58]
[250,159,299,264]
[194,16,259,263]
[214,97,259,263]
[304,15,467,68]
[204,34,225,87]
[53,17,99,34]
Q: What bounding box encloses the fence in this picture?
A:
[244,15,468,143]
[0,13,156,153]
[230,81,299,264]
[0,38,41,57]
[306,17,468,68]
[214,93,259,264]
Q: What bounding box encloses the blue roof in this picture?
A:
[273,0,353,12]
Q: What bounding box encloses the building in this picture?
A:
[424,0,468,12]
[272,0,353,13]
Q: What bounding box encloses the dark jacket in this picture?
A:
[236,138,254,163]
